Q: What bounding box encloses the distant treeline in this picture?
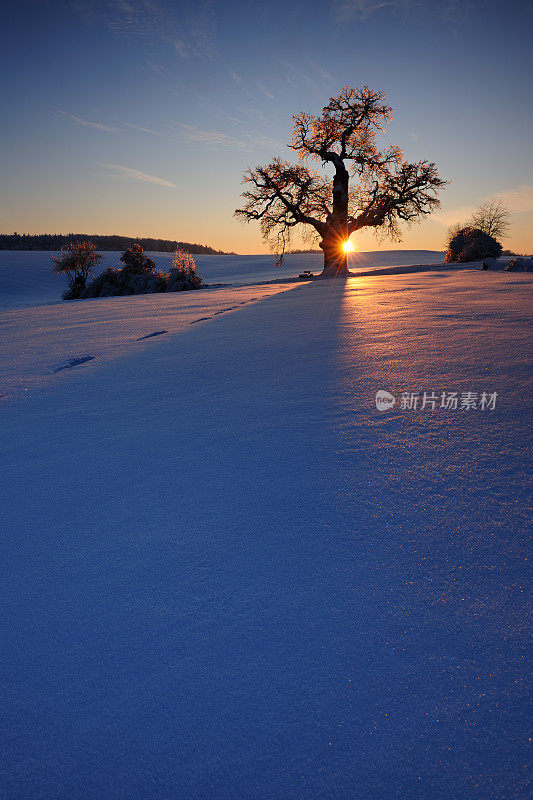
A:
[288,248,321,254]
[0,233,235,255]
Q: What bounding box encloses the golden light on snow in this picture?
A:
[342,240,354,253]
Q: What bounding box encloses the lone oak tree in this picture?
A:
[235,86,447,277]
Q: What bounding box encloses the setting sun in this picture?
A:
[342,240,354,253]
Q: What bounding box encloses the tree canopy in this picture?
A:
[236,86,447,276]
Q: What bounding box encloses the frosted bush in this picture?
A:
[52,241,103,299]
[167,249,204,291]
[82,266,168,297]
[67,244,204,299]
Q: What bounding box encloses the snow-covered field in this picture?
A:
[0,283,300,400]
[0,249,446,308]
[1,264,531,799]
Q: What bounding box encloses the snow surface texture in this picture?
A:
[0,268,531,799]
[0,249,446,308]
[0,283,297,400]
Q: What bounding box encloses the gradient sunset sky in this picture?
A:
[1,0,532,254]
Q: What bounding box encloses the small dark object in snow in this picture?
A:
[137,330,168,340]
[53,356,95,373]
[299,271,315,279]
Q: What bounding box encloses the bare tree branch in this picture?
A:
[469,199,511,240]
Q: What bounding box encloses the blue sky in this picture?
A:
[1,0,532,253]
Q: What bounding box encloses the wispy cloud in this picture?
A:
[248,135,283,150]
[102,163,176,187]
[172,123,280,151]
[432,204,476,227]
[234,105,269,124]
[173,123,248,150]
[257,82,275,100]
[229,69,242,84]
[59,110,118,133]
[145,59,167,73]
[332,0,398,23]
[122,121,161,135]
[496,185,533,213]
[186,92,241,125]
[74,0,215,58]
[332,0,469,24]
[307,59,334,82]
[180,0,215,57]
[174,38,192,57]
[278,57,324,98]
[433,185,533,227]
[60,111,164,137]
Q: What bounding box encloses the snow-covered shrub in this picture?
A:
[167,249,204,291]
[52,241,103,299]
[81,243,168,297]
[445,227,502,263]
[68,244,204,299]
[82,266,168,297]
[127,270,168,293]
[81,267,131,297]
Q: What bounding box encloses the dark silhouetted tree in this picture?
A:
[236,86,447,277]
[445,227,502,263]
[119,243,156,275]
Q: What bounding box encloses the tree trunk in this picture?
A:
[319,162,350,278]
[320,237,348,277]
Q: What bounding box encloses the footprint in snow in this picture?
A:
[53,356,95,373]
[190,298,260,325]
[137,330,168,340]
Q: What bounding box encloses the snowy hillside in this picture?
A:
[0,249,446,308]
[0,282,300,398]
[0,267,530,799]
